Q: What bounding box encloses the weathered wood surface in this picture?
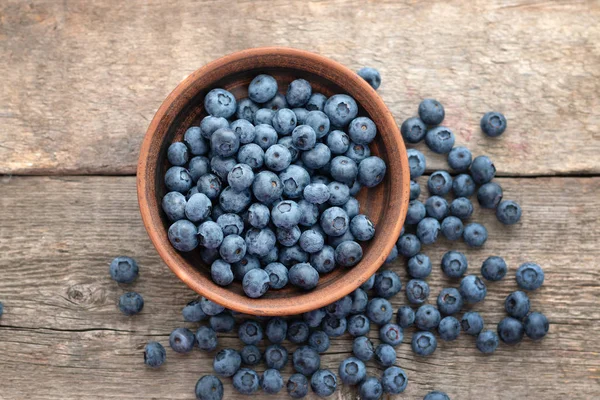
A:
[0,176,598,399]
[0,0,599,175]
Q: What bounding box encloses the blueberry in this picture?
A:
[252,171,283,204]
[463,223,488,247]
[229,119,256,146]
[348,214,374,241]
[450,197,474,219]
[293,346,321,376]
[497,316,524,344]
[425,196,449,222]
[459,275,487,304]
[200,247,221,265]
[326,130,350,155]
[424,391,450,400]
[245,228,276,257]
[350,288,368,314]
[360,376,383,400]
[225,164,254,192]
[265,344,288,370]
[162,192,187,222]
[205,88,236,118]
[481,256,507,281]
[242,268,270,298]
[326,182,349,206]
[335,241,363,267]
[286,79,312,107]
[416,217,441,245]
[210,312,235,333]
[279,245,309,266]
[407,253,432,279]
[279,164,311,199]
[418,99,445,125]
[351,336,374,362]
[406,279,430,305]
[214,214,242,237]
[165,166,193,193]
[524,312,549,340]
[385,245,399,264]
[447,146,473,172]
[236,143,264,170]
[347,314,371,337]
[288,126,316,152]
[415,304,441,330]
[200,116,229,139]
[324,94,358,127]
[339,357,366,385]
[303,308,327,328]
[308,330,330,353]
[411,331,437,356]
[197,173,222,200]
[277,226,301,247]
[496,200,522,225]
[477,182,503,209]
[143,341,166,368]
[461,311,484,335]
[360,274,375,291]
[505,291,530,319]
[198,297,224,316]
[220,187,252,213]
[109,256,139,284]
[327,156,357,186]
[441,216,464,241]
[289,262,319,289]
[271,200,301,229]
[185,193,211,223]
[184,127,209,156]
[407,150,427,180]
[168,327,195,353]
[382,366,408,394]
[248,74,278,103]
[244,204,269,230]
[287,373,309,398]
[260,247,279,265]
[211,128,240,158]
[397,233,421,257]
[321,315,347,337]
[260,318,286,345]
[516,262,544,290]
[438,316,460,341]
[182,299,207,322]
[264,93,289,111]
[168,220,198,252]
[481,111,507,137]
[374,270,402,298]
[210,156,237,181]
[304,93,326,112]
[348,117,376,145]
[345,142,371,163]
[397,306,415,328]
[437,288,464,316]
[441,250,468,278]
[292,108,310,124]
[374,343,396,367]
[232,254,260,281]
[301,143,331,170]
[303,183,330,205]
[253,124,278,150]
[406,200,426,225]
[188,156,210,182]
[304,111,331,139]
[167,142,189,166]
[310,245,336,273]
[366,298,393,325]
[401,117,427,143]
[470,155,496,184]
[261,369,284,394]
[232,368,259,395]
[476,330,499,354]
[379,323,403,346]
[358,156,386,188]
[299,229,325,253]
[272,108,297,136]
[425,126,455,154]
[319,206,348,237]
[195,375,223,400]
[452,174,476,198]
[237,321,263,346]
[219,234,246,263]
[236,98,259,122]
[357,67,381,89]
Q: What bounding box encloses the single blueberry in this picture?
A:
[425,126,455,154]
[470,155,496,184]
[248,74,278,103]
[182,299,207,322]
[411,331,437,356]
[524,312,549,340]
[407,149,426,179]
[279,164,311,199]
[497,317,525,345]
[441,216,464,241]
[428,171,453,195]
[397,305,415,328]
[324,94,358,127]
[308,330,330,353]
[167,142,189,166]
[481,111,507,137]
[360,376,383,400]
[452,174,476,198]
[264,344,288,370]
[345,142,371,163]
[347,314,371,337]
[326,130,351,154]
[438,316,461,341]
[401,117,427,143]
[168,220,198,252]
[397,233,421,257]
[306,92,327,111]
[232,368,259,395]
[210,312,235,333]
[366,297,393,325]
[441,250,468,278]
[287,373,309,398]
[357,67,381,89]
[417,217,441,245]
[463,223,488,247]
[406,200,426,225]
[304,110,331,139]
[450,197,474,220]
[476,330,500,354]
[219,234,247,263]
[184,127,209,156]
[379,323,403,346]
[338,357,366,385]
[200,116,229,140]
[261,368,283,394]
[286,79,312,108]
[242,268,270,298]
[437,287,464,315]
[425,195,449,220]
[459,275,487,303]
[515,262,544,290]
[195,375,223,400]
[496,200,522,225]
[253,124,278,150]
[406,279,430,305]
[481,256,507,281]
[461,311,484,335]
[418,99,445,125]
[263,93,288,111]
[252,171,283,204]
[291,124,317,150]
[292,345,321,376]
[381,366,408,394]
[165,166,193,193]
[374,270,402,298]
[144,341,166,368]
[204,88,236,118]
[415,304,441,330]
[186,193,212,222]
[169,327,196,353]
[197,173,222,200]
[289,262,319,290]
[374,343,396,367]
[272,108,297,135]
[245,227,276,257]
[109,256,139,284]
[358,156,386,188]
[236,98,259,122]
[505,291,531,319]
[352,335,374,361]
[447,146,472,172]
[200,297,225,316]
[477,182,503,209]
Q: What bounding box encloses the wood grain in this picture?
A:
[0,175,598,399]
[0,0,599,176]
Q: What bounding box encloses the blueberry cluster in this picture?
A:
[161,74,387,298]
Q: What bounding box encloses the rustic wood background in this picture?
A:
[0,0,599,399]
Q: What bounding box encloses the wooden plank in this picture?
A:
[0,0,598,175]
[0,175,598,399]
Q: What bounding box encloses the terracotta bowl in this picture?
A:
[137,47,409,316]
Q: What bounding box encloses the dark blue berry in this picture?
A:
[265,344,288,370]
[205,88,236,118]
[347,314,370,337]
[195,375,223,400]
[437,288,463,315]
[196,326,218,351]
[381,366,408,394]
[144,341,166,368]
[461,311,484,335]
[345,142,371,163]
[505,291,530,319]
[452,174,476,198]
[182,299,207,322]
[219,187,252,213]
[232,255,260,281]
[109,256,139,284]
[302,143,331,169]
[293,346,320,376]
[438,316,460,341]
[447,146,472,172]
[272,108,297,136]
[264,93,288,111]
[441,216,464,241]
[237,143,264,170]
[165,166,193,193]
[232,368,259,395]
[210,312,235,333]
[168,220,199,251]
[516,262,544,290]
[279,245,309,266]
[242,268,270,298]
[349,116,377,145]
[350,288,368,314]
[287,320,310,343]
[401,117,427,143]
[360,376,383,400]
[418,99,445,125]
[197,221,224,249]
[321,315,347,337]
[186,192,212,222]
[210,156,237,181]
[335,241,363,267]
[303,308,327,328]
[306,93,327,111]
[167,142,189,166]
[338,357,366,385]
[305,111,331,139]
[184,127,209,156]
[524,312,549,340]
[428,171,453,195]
[236,98,259,122]
[200,116,229,139]
[304,183,330,205]
[407,149,426,179]
[450,197,474,219]
[459,275,487,303]
[411,331,437,356]
[216,213,244,236]
[425,126,455,154]
[410,180,421,200]
[415,304,441,330]
[211,128,239,158]
[289,262,319,290]
[366,297,393,325]
[277,226,301,247]
[496,200,522,225]
[498,317,524,344]
[213,348,242,377]
[375,343,396,367]
[481,256,507,281]
[358,156,386,187]
[280,165,311,199]
[406,200,426,225]
[326,130,350,154]
[325,295,353,319]
[287,373,309,398]
[379,323,403,346]
[374,270,402,298]
[417,217,441,245]
[350,214,375,241]
[248,74,278,103]
[407,253,432,279]
[286,79,312,108]
[188,156,210,182]
[197,173,222,200]
[119,292,144,316]
[360,274,375,291]
[230,118,256,144]
[463,223,488,247]
[162,191,187,222]
[476,330,499,354]
[271,200,301,229]
[357,67,381,89]
[308,330,330,353]
[425,195,449,221]
[397,233,421,257]
[324,94,358,127]
[424,391,450,400]
[441,250,468,278]
[477,182,503,209]
[169,327,196,353]
[261,369,284,394]
[200,297,225,316]
[254,124,278,150]
[397,306,415,328]
[406,279,430,305]
[470,155,496,184]
[309,245,336,274]
[352,336,374,361]
[481,111,507,137]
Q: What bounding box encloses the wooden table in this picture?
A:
[1,1,598,399]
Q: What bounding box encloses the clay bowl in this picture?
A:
[137,47,409,316]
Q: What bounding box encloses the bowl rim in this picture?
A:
[137,47,409,316]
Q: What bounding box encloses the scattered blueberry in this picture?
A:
[425,126,455,154]
[357,67,381,89]
[310,369,337,397]
[261,368,284,394]
[496,200,522,225]
[437,288,464,315]
[481,111,507,137]
[406,279,430,305]
[461,311,484,336]
[476,330,499,354]
[505,291,531,319]
[338,357,366,385]
[470,155,496,185]
[397,305,415,328]
[287,373,309,398]
[381,366,408,394]
[169,327,196,353]
[196,326,218,351]
[411,331,437,356]
[109,256,139,284]
[195,375,223,400]
[463,222,488,247]
[407,253,432,279]
[118,292,144,316]
[415,304,441,331]
[524,312,549,340]
[232,368,259,395]
[144,341,166,368]
[497,317,525,345]
[516,262,544,291]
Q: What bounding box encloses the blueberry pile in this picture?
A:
[116,67,549,400]
[161,74,387,298]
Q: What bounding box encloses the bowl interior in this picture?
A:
[139,48,408,316]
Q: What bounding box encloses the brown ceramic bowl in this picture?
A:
[137,47,409,316]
